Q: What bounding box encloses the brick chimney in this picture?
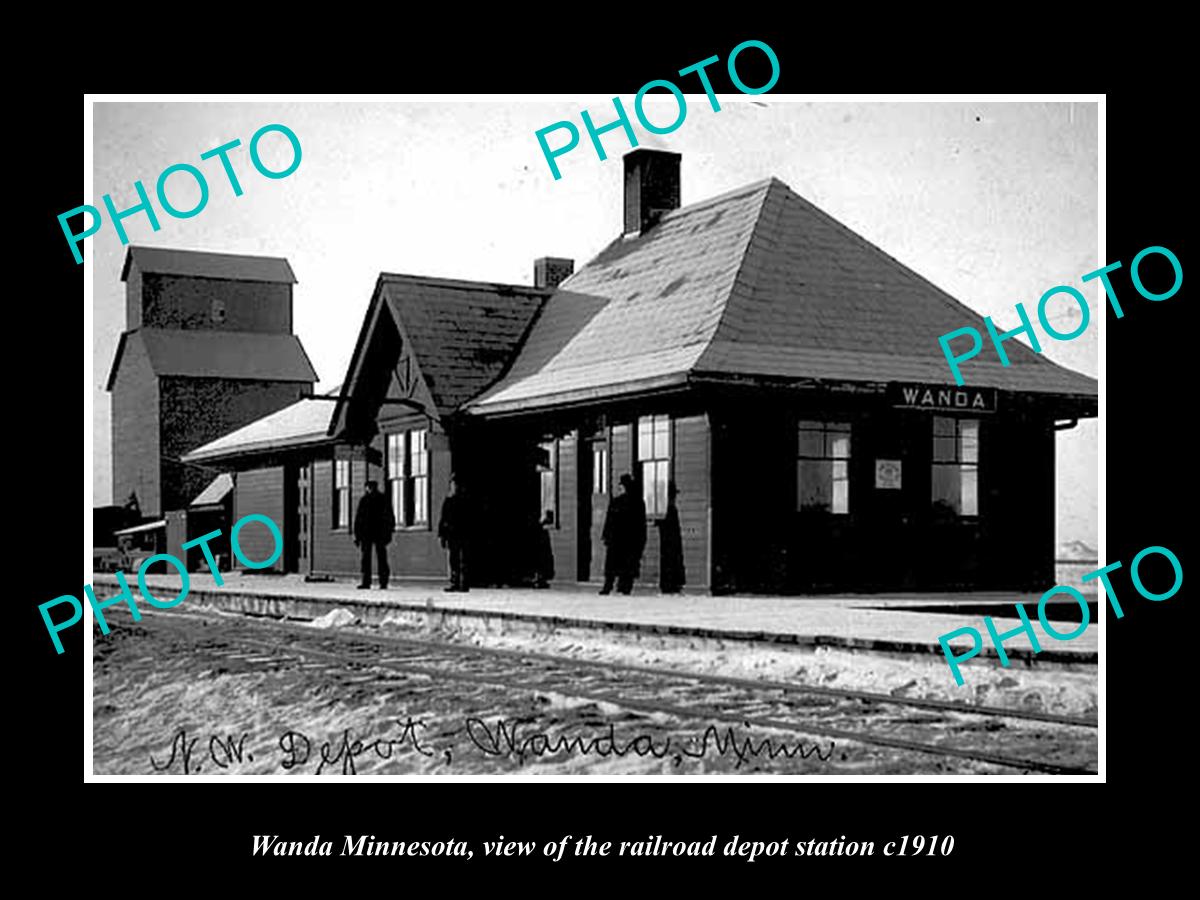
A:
[624,149,681,235]
[534,256,574,289]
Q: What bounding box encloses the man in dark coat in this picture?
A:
[438,475,470,592]
[354,480,394,589]
[655,482,686,594]
[532,510,555,589]
[600,473,647,595]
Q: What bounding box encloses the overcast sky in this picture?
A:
[90,99,1098,550]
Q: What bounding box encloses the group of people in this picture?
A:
[352,472,684,595]
[350,476,471,592]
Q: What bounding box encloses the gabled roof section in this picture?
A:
[121,246,297,284]
[182,395,335,464]
[329,273,549,436]
[470,179,772,412]
[469,177,1097,414]
[105,328,317,390]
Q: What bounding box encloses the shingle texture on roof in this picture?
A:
[377,276,549,414]
[183,396,333,462]
[694,181,1096,395]
[471,180,770,411]
[107,328,317,388]
[471,178,1097,413]
[122,246,297,284]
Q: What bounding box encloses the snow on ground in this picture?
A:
[372,609,1097,718]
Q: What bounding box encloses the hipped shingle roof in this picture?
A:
[469,178,1097,414]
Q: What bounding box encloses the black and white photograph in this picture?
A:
[85,96,1101,779]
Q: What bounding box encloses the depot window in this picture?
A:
[638,415,671,516]
[797,421,851,514]
[593,445,609,496]
[386,427,430,528]
[932,417,979,516]
[333,457,351,530]
[537,439,558,526]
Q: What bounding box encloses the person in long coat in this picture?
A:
[655,482,686,594]
[438,475,470,592]
[600,473,647,595]
[529,510,556,588]
[354,480,395,589]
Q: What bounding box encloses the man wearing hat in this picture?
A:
[438,473,470,592]
[600,473,647,595]
[354,479,395,589]
[655,481,686,594]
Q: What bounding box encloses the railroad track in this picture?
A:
[99,607,1099,775]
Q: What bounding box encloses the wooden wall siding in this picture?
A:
[209,396,1059,593]
[312,458,353,576]
[110,335,161,515]
[125,267,143,331]
[582,415,711,590]
[710,404,799,594]
[165,510,188,572]
[611,424,632,487]
[234,467,287,572]
[457,424,545,587]
[672,414,710,589]
[547,431,578,582]
[141,274,292,333]
[310,435,452,580]
[708,395,1060,594]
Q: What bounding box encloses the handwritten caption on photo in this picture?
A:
[150,717,836,775]
[938,544,1182,685]
[251,832,953,860]
[45,513,282,654]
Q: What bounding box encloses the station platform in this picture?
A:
[92,572,1098,664]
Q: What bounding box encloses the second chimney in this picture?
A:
[534,256,574,289]
[624,149,681,235]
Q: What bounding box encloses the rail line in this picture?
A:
[118,607,1097,775]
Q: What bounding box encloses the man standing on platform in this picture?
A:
[600,473,647,595]
[354,480,394,589]
[438,474,470,592]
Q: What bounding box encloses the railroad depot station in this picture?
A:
[106,149,1097,596]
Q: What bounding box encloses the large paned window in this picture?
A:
[385,427,430,528]
[538,440,558,525]
[932,416,979,516]
[797,421,851,514]
[592,444,609,496]
[333,457,351,529]
[386,433,405,525]
[638,414,671,516]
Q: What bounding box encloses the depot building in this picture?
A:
[176,149,1097,594]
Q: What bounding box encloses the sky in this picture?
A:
[90,98,1099,550]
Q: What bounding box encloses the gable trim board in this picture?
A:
[328,273,550,438]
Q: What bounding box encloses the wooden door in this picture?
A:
[580,440,610,581]
[297,462,312,575]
